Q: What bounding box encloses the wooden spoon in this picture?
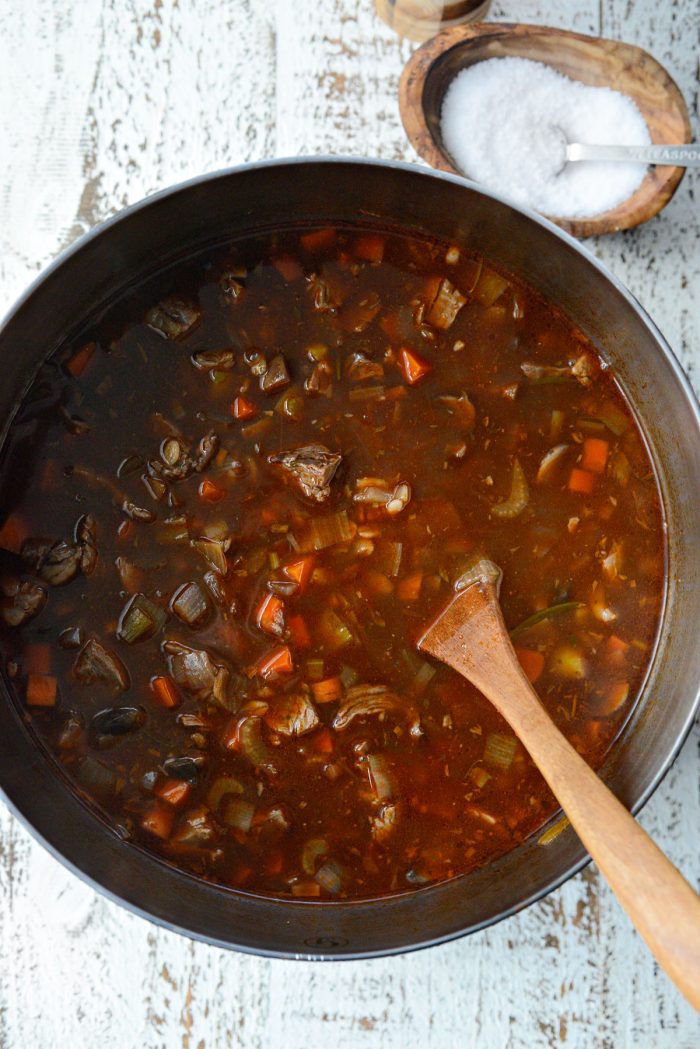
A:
[418,559,700,1011]
[399,22,692,237]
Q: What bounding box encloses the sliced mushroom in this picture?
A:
[265,693,320,737]
[0,577,47,628]
[146,298,200,339]
[269,444,342,503]
[371,802,400,843]
[150,431,220,482]
[333,684,421,737]
[163,640,227,701]
[191,349,235,371]
[90,705,145,748]
[345,352,384,383]
[74,639,130,692]
[260,354,290,394]
[426,278,466,330]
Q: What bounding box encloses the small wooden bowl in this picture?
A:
[399,22,692,237]
[375,1,493,42]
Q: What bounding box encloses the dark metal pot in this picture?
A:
[1,158,698,960]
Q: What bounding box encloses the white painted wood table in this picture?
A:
[1,1,699,1045]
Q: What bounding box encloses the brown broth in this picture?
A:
[0,226,665,899]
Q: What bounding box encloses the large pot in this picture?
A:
[1,158,698,959]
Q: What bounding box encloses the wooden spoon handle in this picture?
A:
[498,665,700,1010]
[473,643,700,1011]
[418,574,700,1010]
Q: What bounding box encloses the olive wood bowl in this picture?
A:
[399,22,692,237]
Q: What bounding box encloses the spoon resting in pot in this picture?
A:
[418,559,700,1011]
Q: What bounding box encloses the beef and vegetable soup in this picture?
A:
[0,226,665,899]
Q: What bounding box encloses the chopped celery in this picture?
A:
[339,664,359,689]
[222,797,255,832]
[320,608,354,649]
[306,658,325,681]
[117,594,167,644]
[483,733,517,770]
[156,515,189,544]
[295,510,356,553]
[206,776,244,811]
[348,385,385,402]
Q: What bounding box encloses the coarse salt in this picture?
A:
[440,57,651,219]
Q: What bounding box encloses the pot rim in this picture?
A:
[1,155,698,960]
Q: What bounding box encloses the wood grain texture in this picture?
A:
[1,1,699,1047]
[419,563,700,1011]
[398,21,692,236]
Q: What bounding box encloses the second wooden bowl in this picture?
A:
[399,22,692,237]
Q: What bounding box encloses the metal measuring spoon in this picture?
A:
[566,141,700,166]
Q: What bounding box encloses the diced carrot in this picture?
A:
[141,801,174,840]
[292,880,322,897]
[66,341,96,377]
[273,255,303,282]
[155,779,192,807]
[399,347,432,385]
[311,727,334,754]
[0,513,27,553]
[26,673,57,707]
[605,634,630,655]
[353,233,385,262]
[288,614,311,650]
[255,593,285,637]
[24,644,51,675]
[229,863,254,888]
[198,478,225,503]
[283,556,315,593]
[300,227,337,252]
[568,467,596,494]
[581,437,609,475]
[230,396,257,420]
[265,849,284,876]
[150,675,181,709]
[255,645,294,680]
[312,677,343,704]
[397,571,423,601]
[515,647,545,684]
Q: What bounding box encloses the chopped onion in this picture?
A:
[192,536,228,575]
[302,837,328,875]
[491,459,529,519]
[315,860,344,895]
[366,753,396,802]
[536,444,571,484]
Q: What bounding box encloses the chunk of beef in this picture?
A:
[269,444,342,503]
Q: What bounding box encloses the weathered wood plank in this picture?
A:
[0,1,699,1047]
